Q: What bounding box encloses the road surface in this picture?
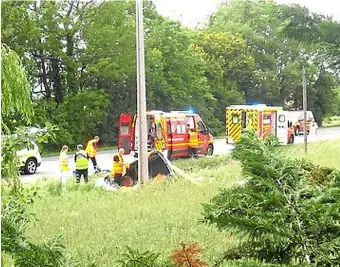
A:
[20,126,340,184]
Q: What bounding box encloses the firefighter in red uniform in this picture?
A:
[188,128,199,158]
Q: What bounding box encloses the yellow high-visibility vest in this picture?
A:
[188,131,198,148]
[75,150,88,170]
[112,154,124,175]
[59,152,69,171]
[86,139,97,157]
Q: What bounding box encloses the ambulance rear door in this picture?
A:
[168,117,188,158]
[276,111,289,145]
[118,113,133,154]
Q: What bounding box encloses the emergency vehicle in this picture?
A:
[287,110,316,136]
[118,110,214,159]
[17,141,42,174]
[225,104,295,145]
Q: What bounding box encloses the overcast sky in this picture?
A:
[152,0,340,27]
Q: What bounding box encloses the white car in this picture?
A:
[17,142,42,174]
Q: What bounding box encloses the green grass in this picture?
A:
[279,138,340,169]
[22,156,242,266]
[323,115,340,128]
[6,139,339,266]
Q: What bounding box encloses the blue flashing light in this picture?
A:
[187,107,195,113]
[249,101,261,106]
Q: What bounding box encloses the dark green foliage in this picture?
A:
[202,130,340,266]
[299,160,335,185]
[1,43,32,132]
[31,90,110,150]
[3,0,340,144]
[1,45,96,267]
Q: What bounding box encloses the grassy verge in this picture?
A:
[23,156,241,266]
[323,115,340,128]
[279,138,340,169]
[7,139,339,266]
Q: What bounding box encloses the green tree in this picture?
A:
[1,44,32,131]
[1,44,74,266]
[53,89,111,147]
[144,18,216,128]
[278,3,340,72]
[2,1,98,103]
[194,31,254,130]
[82,1,221,136]
[208,0,303,105]
[202,131,340,266]
[208,0,339,124]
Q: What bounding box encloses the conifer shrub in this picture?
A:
[201,130,340,266]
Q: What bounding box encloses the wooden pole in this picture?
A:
[302,66,307,153]
[136,0,148,183]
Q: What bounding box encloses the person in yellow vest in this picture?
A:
[85,136,101,173]
[188,128,199,158]
[59,145,70,184]
[74,144,89,183]
[111,147,129,186]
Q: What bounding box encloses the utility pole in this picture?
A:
[302,66,308,153]
[136,0,148,183]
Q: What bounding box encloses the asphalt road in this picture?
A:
[20,126,340,184]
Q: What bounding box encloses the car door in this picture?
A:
[197,120,209,154]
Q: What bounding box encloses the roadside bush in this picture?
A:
[202,130,340,266]
[32,89,110,151]
[1,126,96,267]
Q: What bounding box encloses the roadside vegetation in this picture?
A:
[2,1,340,266]
[2,137,338,267]
[2,0,340,150]
[323,116,340,128]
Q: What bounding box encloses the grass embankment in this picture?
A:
[15,139,340,266]
[323,115,340,128]
[280,138,340,169]
[25,156,241,266]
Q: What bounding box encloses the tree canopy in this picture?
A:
[2,0,339,148]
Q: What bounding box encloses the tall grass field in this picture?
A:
[323,115,340,127]
[3,139,340,266]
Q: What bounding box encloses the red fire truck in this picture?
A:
[118,110,214,159]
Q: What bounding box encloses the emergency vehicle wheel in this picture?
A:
[289,135,294,144]
[25,158,37,174]
[206,145,214,156]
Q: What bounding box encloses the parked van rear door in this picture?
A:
[168,117,188,158]
[118,113,133,154]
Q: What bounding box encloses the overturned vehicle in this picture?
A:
[98,150,173,190]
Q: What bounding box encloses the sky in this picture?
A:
[152,0,340,27]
